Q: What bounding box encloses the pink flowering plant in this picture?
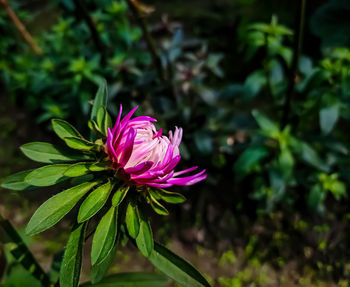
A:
[1,81,210,287]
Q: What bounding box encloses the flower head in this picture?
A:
[106,105,206,188]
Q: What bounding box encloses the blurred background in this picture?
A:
[2,0,350,286]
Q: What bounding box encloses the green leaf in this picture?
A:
[60,222,87,287]
[112,184,130,207]
[157,189,186,204]
[20,142,92,163]
[149,194,169,216]
[1,170,36,191]
[91,79,108,122]
[136,210,154,257]
[125,200,140,239]
[64,137,96,151]
[70,174,95,186]
[64,162,91,177]
[78,180,114,222]
[149,242,210,287]
[26,181,98,235]
[25,164,71,187]
[307,184,326,213]
[90,244,118,284]
[243,70,267,100]
[252,110,279,134]
[64,162,109,177]
[89,161,110,172]
[234,147,269,178]
[97,107,106,133]
[51,119,82,140]
[91,206,118,265]
[320,103,339,135]
[97,107,113,136]
[292,141,329,172]
[104,111,112,135]
[88,120,103,136]
[310,0,350,48]
[81,272,169,287]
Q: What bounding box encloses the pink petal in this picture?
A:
[173,166,198,177]
[119,128,137,166]
[125,161,153,175]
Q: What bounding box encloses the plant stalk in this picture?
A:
[0,0,43,55]
[281,0,306,128]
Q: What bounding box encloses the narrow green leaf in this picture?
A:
[157,189,186,204]
[104,110,112,135]
[136,210,153,257]
[20,142,92,163]
[89,161,110,172]
[51,119,82,140]
[60,222,87,287]
[97,107,106,133]
[149,242,210,287]
[112,184,130,207]
[1,170,36,191]
[64,162,109,177]
[90,244,118,284]
[26,181,98,235]
[91,206,118,265]
[125,200,140,238]
[78,180,114,222]
[64,137,96,151]
[64,162,91,177]
[81,272,169,287]
[149,194,169,216]
[25,164,70,187]
[91,79,108,122]
[88,120,103,135]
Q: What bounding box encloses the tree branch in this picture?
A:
[0,0,43,55]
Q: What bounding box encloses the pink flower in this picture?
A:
[105,105,206,188]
